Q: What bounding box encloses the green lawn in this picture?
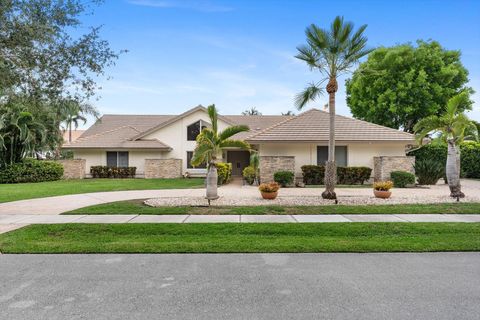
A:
[64,199,480,215]
[1,223,479,253]
[0,178,204,203]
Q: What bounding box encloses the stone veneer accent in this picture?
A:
[145,159,182,179]
[259,156,295,183]
[57,159,86,179]
[374,156,415,181]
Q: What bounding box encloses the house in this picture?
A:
[62,105,416,182]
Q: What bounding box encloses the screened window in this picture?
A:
[186,151,207,169]
[187,120,209,141]
[317,146,347,167]
[106,151,129,167]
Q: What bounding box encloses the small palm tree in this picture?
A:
[192,104,250,201]
[295,16,372,199]
[62,102,87,143]
[414,92,478,198]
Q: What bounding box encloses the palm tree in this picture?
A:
[62,102,87,143]
[242,107,262,116]
[295,16,372,199]
[414,92,478,198]
[192,104,250,202]
[0,103,45,167]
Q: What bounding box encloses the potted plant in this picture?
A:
[259,182,280,200]
[373,181,393,199]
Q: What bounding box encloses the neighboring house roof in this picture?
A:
[63,130,85,142]
[246,109,415,142]
[63,106,414,150]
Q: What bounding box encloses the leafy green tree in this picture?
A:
[192,105,250,201]
[347,40,473,133]
[295,16,372,199]
[0,0,119,161]
[414,92,478,198]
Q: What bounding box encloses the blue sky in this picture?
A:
[81,0,480,125]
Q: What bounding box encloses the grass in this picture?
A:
[0,178,204,203]
[64,200,480,215]
[1,223,479,253]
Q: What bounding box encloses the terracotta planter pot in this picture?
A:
[261,191,278,200]
[374,190,392,199]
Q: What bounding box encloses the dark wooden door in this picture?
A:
[227,151,250,176]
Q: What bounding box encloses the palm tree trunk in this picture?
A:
[205,162,219,202]
[322,78,337,200]
[446,139,464,198]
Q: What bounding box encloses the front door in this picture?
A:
[227,151,250,176]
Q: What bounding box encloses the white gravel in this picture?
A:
[144,179,480,207]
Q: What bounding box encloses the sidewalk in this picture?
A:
[2,214,480,234]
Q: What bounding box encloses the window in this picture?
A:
[187,120,209,141]
[106,151,129,167]
[317,146,347,167]
[186,151,207,169]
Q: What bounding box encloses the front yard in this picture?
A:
[1,223,479,253]
[64,199,480,215]
[0,178,204,203]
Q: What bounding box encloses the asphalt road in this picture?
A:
[1,253,479,320]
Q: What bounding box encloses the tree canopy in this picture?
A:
[0,0,120,165]
[346,40,473,133]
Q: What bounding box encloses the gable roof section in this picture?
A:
[63,124,171,150]
[245,109,415,142]
[131,105,237,140]
[223,115,293,139]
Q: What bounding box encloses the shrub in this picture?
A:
[390,171,415,188]
[90,166,136,178]
[0,159,63,184]
[337,166,372,185]
[242,166,256,185]
[216,162,232,185]
[373,180,393,191]
[414,159,444,185]
[301,165,325,184]
[301,165,371,185]
[273,170,294,187]
[408,142,480,179]
[258,182,280,193]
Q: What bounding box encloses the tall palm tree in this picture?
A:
[62,102,87,143]
[192,104,250,202]
[414,92,478,198]
[294,16,372,199]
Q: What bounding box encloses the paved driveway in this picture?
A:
[1,253,479,320]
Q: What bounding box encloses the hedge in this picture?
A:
[408,142,480,178]
[301,165,372,185]
[0,159,64,184]
[274,171,294,187]
[90,166,136,178]
[217,162,232,185]
[390,171,415,188]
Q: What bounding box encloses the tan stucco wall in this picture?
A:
[258,142,408,177]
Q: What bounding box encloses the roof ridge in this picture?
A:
[245,109,313,140]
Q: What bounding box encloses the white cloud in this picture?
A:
[126,0,234,12]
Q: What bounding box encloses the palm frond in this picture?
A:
[413,115,445,144]
[219,125,249,141]
[219,139,250,150]
[207,104,218,133]
[294,82,324,110]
